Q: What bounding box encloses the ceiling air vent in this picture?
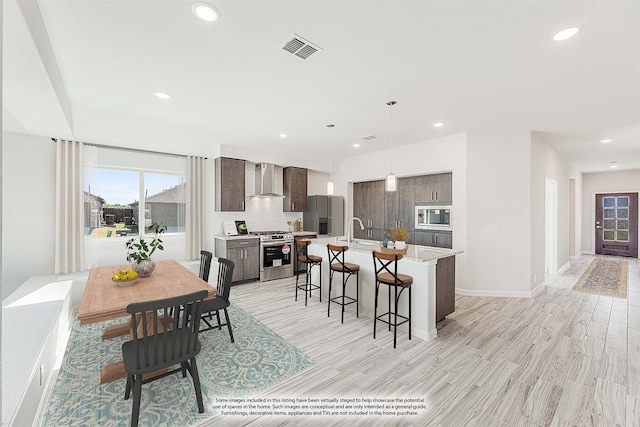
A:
[361,134,378,141]
[282,34,322,60]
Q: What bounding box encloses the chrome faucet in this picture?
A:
[347,217,365,245]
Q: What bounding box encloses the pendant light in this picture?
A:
[386,101,397,192]
[327,124,335,195]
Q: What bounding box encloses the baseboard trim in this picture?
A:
[558,261,571,275]
[531,282,546,297]
[455,287,537,298]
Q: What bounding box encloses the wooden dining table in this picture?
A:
[77,259,216,384]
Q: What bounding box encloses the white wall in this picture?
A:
[465,132,533,296]
[581,169,640,255]
[2,132,56,298]
[530,132,582,285]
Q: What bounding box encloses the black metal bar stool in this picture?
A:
[372,250,413,348]
[327,244,360,323]
[295,239,322,306]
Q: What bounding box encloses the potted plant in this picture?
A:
[125,223,167,277]
[385,223,410,250]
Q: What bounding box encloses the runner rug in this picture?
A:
[42,303,315,426]
[573,258,628,298]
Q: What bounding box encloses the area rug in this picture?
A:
[573,258,628,298]
[42,303,315,426]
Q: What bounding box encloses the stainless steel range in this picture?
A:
[250,231,294,281]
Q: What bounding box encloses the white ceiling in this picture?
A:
[3,0,640,174]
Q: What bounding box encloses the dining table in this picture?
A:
[77,259,216,384]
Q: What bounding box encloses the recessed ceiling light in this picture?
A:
[610,161,618,168]
[279,133,288,138]
[191,2,220,22]
[154,91,171,100]
[353,143,361,148]
[552,26,580,41]
[600,139,613,144]
[433,122,445,128]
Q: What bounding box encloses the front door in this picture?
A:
[595,192,638,258]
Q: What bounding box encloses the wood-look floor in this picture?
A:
[197,255,640,427]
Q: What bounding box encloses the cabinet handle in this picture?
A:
[242,201,245,210]
[435,191,438,201]
[292,202,295,211]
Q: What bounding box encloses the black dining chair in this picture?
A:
[199,250,213,282]
[199,257,235,342]
[122,290,208,427]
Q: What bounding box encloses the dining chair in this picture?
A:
[122,289,208,427]
[200,257,235,342]
[199,250,213,282]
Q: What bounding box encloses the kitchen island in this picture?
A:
[306,237,462,341]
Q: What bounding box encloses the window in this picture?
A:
[602,196,630,242]
[84,146,187,239]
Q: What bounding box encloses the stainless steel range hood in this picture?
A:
[255,163,284,196]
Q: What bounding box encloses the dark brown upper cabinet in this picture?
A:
[215,157,245,212]
[283,167,308,212]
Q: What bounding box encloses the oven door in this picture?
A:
[260,241,293,269]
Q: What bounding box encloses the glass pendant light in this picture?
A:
[386,101,397,192]
[327,124,335,195]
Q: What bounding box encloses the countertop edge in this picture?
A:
[214,234,260,241]
[309,236,463,263]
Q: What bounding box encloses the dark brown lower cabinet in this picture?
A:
[436,255,456,322]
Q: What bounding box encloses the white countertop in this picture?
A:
[293,231,318,237]
[214,234,259,241]
[310,236,462,263]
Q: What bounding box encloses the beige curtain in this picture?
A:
[55,139,85,273]
[186,156,206,259]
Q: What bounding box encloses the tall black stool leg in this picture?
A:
[408,286,412,341]
[356,271,359,317]
[373,281,379,339]
[341,271,346,324]
[327,270,333,317]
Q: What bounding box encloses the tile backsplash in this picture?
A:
[213,196,302,234]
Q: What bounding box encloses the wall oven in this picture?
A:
[416,206,452,230]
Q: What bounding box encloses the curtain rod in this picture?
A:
[51,138,207,159]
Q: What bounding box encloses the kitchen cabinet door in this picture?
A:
[414,172,452,205]
[414,230,453,249]
[354,179,388,237]
[215,238,259,282]
[215,157,245,212]
[369,180,385,229]
[436,255,456,321]
[398,176,415,231]
[432,173,452,205]
[385,176,414,231]
[283,167,308,212]
[384,187,399,230]
[243,245,260,280]
[353,182,368,226]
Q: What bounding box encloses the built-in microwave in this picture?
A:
[415,206,452,230]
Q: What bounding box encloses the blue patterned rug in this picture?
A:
[43,303,315,426]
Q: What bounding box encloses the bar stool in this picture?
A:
[372,251,413,348]
[327,244,360,323]
[295,239,322,306]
